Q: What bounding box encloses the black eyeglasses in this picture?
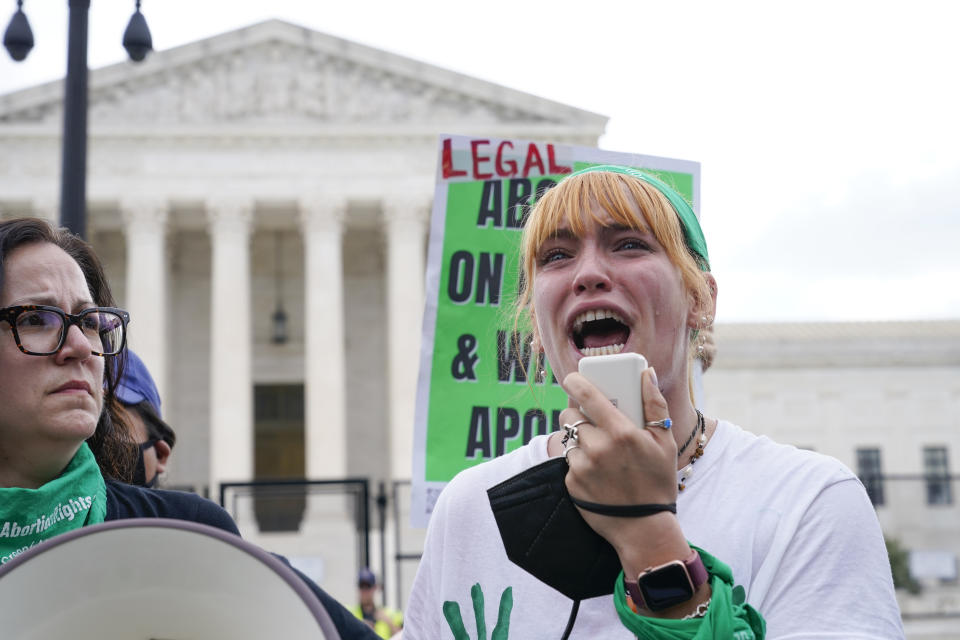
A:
[0,305,130,356]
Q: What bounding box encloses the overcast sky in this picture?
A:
[1,0,957,323]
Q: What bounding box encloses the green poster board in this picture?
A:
[411,135,699,526]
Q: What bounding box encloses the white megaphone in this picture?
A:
[0,518,341,640]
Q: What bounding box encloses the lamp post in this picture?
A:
[3,1,153,239]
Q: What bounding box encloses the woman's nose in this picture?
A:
[572,247,612,293]
[55,323,91,362]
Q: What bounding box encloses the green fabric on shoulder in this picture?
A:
[0,442,107,564]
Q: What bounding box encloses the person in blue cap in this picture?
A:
[115,349,174,487]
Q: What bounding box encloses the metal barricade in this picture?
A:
[219,478,371,606]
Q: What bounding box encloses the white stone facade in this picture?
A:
[707,321,960,479]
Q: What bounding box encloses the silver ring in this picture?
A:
[645,418,672,429]
[563,444,580,460]
[561,418,592,445]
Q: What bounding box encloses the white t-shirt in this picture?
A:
[404,421,904,639]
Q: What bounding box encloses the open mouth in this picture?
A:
[572,309,629,356]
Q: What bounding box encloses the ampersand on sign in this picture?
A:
[451,334,479,380]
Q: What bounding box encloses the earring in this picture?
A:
[533,349,546,384]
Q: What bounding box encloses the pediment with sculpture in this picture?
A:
[0,20,603,130]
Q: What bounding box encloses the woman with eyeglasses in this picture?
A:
[0,217,239,552]
[0,218,379,639]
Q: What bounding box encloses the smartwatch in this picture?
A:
[624,548,708,612]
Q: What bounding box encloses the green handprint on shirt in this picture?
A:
[443,583,513,640]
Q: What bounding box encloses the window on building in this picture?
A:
[856,448,884,506]
[923,446,952,506]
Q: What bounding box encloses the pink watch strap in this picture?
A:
[686,549,708,587]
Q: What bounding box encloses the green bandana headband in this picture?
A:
[565,164,710,271]
[0,442,107,565]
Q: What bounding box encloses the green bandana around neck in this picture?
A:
[613,545,766,639]
[565,164,710,271]
[0,442,107,565]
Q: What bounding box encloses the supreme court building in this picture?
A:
[0,19,607,496]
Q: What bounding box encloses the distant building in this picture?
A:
[708,320,960,631]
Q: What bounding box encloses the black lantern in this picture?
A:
[271,306,289,345]
[2,1,33,61]
[271,231,289,345]
[122,0,152,62]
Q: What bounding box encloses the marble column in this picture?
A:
[299,197,348,479]
[121,199,169,402]
[206,198,254,492]
[383,198,429,481]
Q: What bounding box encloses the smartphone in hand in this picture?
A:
[577,352,648,426]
